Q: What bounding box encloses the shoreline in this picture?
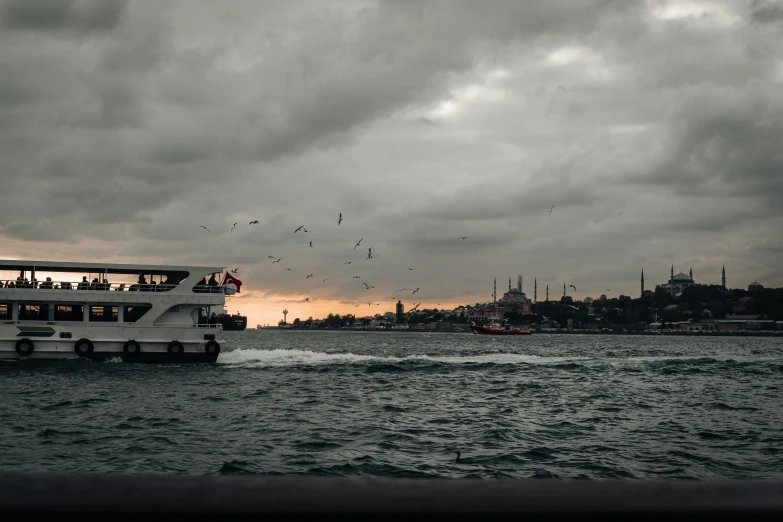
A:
[252,328,783,337]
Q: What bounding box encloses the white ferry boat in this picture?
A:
[0,259,233,363]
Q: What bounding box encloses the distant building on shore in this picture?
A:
[655,265,727,298]
[395,300,405,323]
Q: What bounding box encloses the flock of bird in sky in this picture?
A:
[201,206,561,311]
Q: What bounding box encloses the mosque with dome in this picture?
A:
[498,276,531,306]
[653,265,726,297]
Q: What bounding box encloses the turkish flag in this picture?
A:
[222,272,242,293]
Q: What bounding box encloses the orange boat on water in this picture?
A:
[470,322,531,335]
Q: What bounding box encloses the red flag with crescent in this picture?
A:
[222,272,242,293]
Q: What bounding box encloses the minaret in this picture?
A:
[689,267,693,280]
[563,282,566,298]
[641,268,645,297]
[534,278,537,303]
[493,277,497,303]
[517,275,522,292]
[508,277,511,292]
[722,265,726,291]
[546,284,549,302]
[670,264,675,296]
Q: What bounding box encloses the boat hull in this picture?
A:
[0,324,222,363]
[470,325,531,335]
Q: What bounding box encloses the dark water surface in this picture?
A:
[2,331,782,479]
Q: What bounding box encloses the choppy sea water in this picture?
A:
[1,331,782,479]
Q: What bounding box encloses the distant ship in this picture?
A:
[470,322,531,336]
[209,306,246,331]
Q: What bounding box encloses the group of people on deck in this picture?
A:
[194,274,221,293]
[2,272,221,292]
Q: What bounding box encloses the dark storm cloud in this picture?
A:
[0,0,128,34]
[748,0,783,24]
[1,0,782,308]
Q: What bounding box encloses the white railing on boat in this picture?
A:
[0,281,225,294]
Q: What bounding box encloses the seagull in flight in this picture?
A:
[549,205,555,216]
[231,222,238,232]
[352,276,361,279]
[272,258,282,263]
[354,238,363,250]
[200,226,209,232]
[458,236,470,240]
[294,225,305,234]
[407,268,414,271]
[285,268,291,271]
[338,213,343,225]
[362,282,370,289]
[344,261,352,265]
[307,274,313,279]
[309,241,313,248]
[412,288,420,295]
[569,285,577,291]
[322,278,329,282]
[304,298,309,302]
[267,255,276,259]
[249,220,259,225]
[230,268,239,274]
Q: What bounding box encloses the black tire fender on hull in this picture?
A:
[123,340,141,356]
[15,338,34,357]
[204,340,220,355]
[74,338,94,357]
[167,341,184,357]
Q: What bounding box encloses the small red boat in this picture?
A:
[470,322,531,335]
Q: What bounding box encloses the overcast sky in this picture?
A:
[1,0,781,324]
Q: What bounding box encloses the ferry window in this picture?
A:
[18,304,51,321]
[124,304,152,322]
[55,305,84,322]
[0,303,10,320]
[89,305,118,322]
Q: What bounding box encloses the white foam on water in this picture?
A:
[216,348,582,368]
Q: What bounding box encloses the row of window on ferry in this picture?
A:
[0,274,221,292]
[0,303,152,322]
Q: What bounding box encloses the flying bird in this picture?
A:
[323,278,330,282]
[352,276,361,279]
[549,205,555,216]
[307,274,313,279]
[338,213,343,225]
[367,252,373,260]
[407,268,414,271]
[285,268,291,271]
[231,222,238,232]
[309,241,313,248]
[230,268,239,274]
[304,298,309,302]
[412,288,420,295]
[458,236,470,240]
[200,226,209,232]
[249,220,259,225]
[362,282,370,289]
[267,255,276,259]
[272,258,282,263]
[344,261,352,265]
[303,228,308,233]
[294,225,305,234]
[354,239,363,250]
[569,285,577,291]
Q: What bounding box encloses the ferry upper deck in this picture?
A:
[0,259,227,296]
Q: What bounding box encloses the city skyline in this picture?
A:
[1,1,781,328]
